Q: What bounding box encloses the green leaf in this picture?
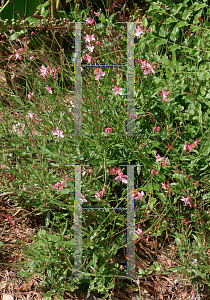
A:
[99,12,106,23]
[0,241,3,247]
[193,3,208,11]
[168,44,180,51]
[176,21,189,28]
[45,211,50,228]
[170,26,180,42]
[159,25,167,37]
[182,9,191,20]
[155,39,167,47]
[163,17,177,24]
[137,165,141,175]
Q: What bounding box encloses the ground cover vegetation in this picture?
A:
[0,0,210,299]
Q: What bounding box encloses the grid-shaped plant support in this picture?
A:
[71,22,143,281]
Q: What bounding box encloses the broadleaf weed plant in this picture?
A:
[0,0,210,299]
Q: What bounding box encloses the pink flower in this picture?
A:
[84,34,95,43]
[157,126,160,132]
[115,170,128,184]
[52,127,64,138]
[112,86,123,96]
[182,218,189,225]
[146,235,149,242]
[86,18,94,24]
[84,53,92,64]
[30,55,35,60]
[193,181,199,187]
[135,227,143,238]
[162,183,167,190]
[94,11,99,16]
[158,88,170,102]
[82,167,93,176]
[61,174,73,184]
[1,214,15,225]
[53,68,59,79]
[136,277,140,285]
[31,31,35,36]
[191,290,195,299]
[128,111,137,119]
[9,29,14,34]
[59,184,65,191]
[95,189,105,201]
[10,48,24,60]
[155,154,164,162]
[191,139,199,149]
[40,65,50,79]
[181,196,191,206]
[160,157,169,166]
[151,168,158,175]
[138,57,157,75]
[94,68,105,80]
[135,25,144,38]
[45,85,53,94]
[86,44,95,52]
[27,92,34,99]
[28,111,37,118]
[108,167,119,175]
[133,190,145,200]
[52,182,61,190]
[81,194,88,203]
[153,126,157,132]
[183,139,199,153]
[105,127,113,133]
[161,183,172,193]
[1,164,6,170]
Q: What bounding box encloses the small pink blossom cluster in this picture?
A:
[84,33,95,55]
[1,164,6,169]
[105,127,113,133]
[45,85,53,94]
[132,189,145,200]
[112,86,122,96]
[95,188,105,201]
[128,111,137,119]
[161,182,172,193]
[9,47,24,61]
[28,111,37,118]
[52,127,64,138]
[94,68,105,80]
[40,65,59,81]
[181,195,196,208]
[0,214,15,226]
[157,88,170,102]
[107,167,128,184]
[83,31,101,64]
[135,23,155,38]
[183,139,199,153]
[153,126,160,133]
[82,166,93,176]
[52,174,73,191]
[27,92,34,100]
[135,227,150,242]
[154,150,169,166]
[137,57,157,75]
[191,290,195,299]
[86,18,94,24]
[151,168,158,175]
